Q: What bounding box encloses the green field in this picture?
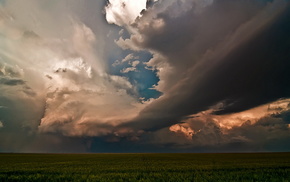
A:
[0,153,289,182]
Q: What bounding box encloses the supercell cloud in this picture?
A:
[0,0,290,152]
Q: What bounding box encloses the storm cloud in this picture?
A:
[119,0,290,130]
[0,0,290,152]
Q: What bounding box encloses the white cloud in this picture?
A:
[169,123,194,140]
[120,60,140,73]
[105,0,147,26]
[171,99,290,139]
[0,0,151,138]
[121,67,136,73]
[115,35,144,51]
[112,53,137,66]
[112,60,121,67]
[35,24,147,136]
[131,60,140,67]
[122,53,137,63]
[163,99,290,148]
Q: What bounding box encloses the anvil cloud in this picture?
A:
[0,0,290,153]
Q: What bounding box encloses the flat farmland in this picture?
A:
[0,153,289,181]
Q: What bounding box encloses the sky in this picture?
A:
[0,0,290,153]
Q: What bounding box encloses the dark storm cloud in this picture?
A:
[223,110,290,152]
[0,77,25,86]
[0,67,37,96]
[1,0,290,153]
[146,0,158,9]
[22,86,37,97]
[122,0,290,131]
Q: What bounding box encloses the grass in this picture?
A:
[0,153,289,181]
